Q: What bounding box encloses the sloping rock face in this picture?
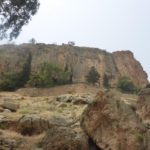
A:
[137,88,150,125]
[81,91,150,150]
[0,44,148,89]
[113,51,148,87]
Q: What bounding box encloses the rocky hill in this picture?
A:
[0,44,148,90]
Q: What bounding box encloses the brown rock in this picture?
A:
[137,88,150,125]
[17,115,49,136]
[1,100,19,112]
[81,91,150,150]
[113,51,148,87]
[39,126,89,150]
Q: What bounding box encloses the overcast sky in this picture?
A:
[2,0,150,81]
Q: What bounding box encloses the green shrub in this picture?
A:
[86,66,100,85]
[135,133,144,142]
[117,76,137,93]
[27,63,71,88]
[0,72,24,91]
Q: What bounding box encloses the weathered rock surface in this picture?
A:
[0,44,148,89]
[1,100,19,112]
[17,115,49,135]
[113,51,148,87]
[0,136,24,150]
[56,94,94,105]
[81,91,150,150]
[39,126,89,150]
[17,115,75,136]
[137,88,150,125]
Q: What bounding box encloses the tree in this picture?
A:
[86,66,100,85]
[0,0,40,40]
[103,73,110,88]
[117,76,136,93]
[68,41,75,46]
[29,38,36,44]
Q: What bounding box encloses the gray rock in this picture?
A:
[39,126,89,150]
[1,100,19,112]
[56,94,94,105]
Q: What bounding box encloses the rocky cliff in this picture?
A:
[0,44,148,89]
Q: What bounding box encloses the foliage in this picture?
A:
[27,63,72,88]
[0,71,24,91]
[0,53,31,91]
[68,41,75,46]
[86,66,100,85]
[29,38,36,44]
[0,0,40,40]
[146,83,150,88]
[135,133,144,143]
[103,73,110,88]
[117,76,137,93]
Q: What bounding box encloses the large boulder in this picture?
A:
[17,115,49,135]
[17,115,72,136]
[39,126,89,150]
[1,99,19,112]
[81,91,150,150]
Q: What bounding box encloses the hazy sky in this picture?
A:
[2,0,150,81]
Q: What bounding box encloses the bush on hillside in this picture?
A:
[103,73,110,88]
[117,76,137,94]
[86,66,100,85]
[0,72,24,91]
[27,63,72,88]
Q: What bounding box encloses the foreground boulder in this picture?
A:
[17,115,49,135]
[81,91,150,150]
[39,126,89,150]
[17,115,72,136]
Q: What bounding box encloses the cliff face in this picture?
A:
[0,44,148,88]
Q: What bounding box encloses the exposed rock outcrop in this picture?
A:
[137,88,150,126]
[0,44,148,90]
[39,126,89,150]
[81,91,150,150]
[56,94,94,105]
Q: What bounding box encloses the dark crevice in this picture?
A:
[89,138,102,150]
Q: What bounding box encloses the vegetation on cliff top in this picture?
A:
[27,63,72,88]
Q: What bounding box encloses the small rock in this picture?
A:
[1,100,19,112]
[3,109,12,113]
